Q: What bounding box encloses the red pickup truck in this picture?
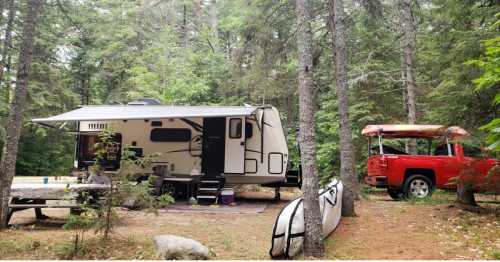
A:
[362,124,499,199]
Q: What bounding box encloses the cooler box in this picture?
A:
[220,188,234,205]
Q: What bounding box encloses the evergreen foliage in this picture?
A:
[0,0,497,179]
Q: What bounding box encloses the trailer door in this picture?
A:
[224,117,246,174]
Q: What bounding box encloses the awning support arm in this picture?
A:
[33,122,78,133]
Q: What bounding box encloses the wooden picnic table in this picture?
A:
[7,183,110,226]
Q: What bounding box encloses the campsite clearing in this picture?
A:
[0,188,498,260]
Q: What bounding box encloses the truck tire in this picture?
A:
[403,175,433,199]
[387,188,404,200]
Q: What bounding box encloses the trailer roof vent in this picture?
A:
[127,98,162,106]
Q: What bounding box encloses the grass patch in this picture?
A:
[406,190,454,205]
[0,233,156,260]
[0,238,35,256]
[222,233,233,251]
[360,185,386,199]
[60,235,157,259]
[54,238,91,259]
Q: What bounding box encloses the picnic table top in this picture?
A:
[10,183,110,199]
[11,183,110,189]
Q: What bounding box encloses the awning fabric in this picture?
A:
[361,124,469,139]
[32,105,258,123]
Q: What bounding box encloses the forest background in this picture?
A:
[0,0,497,181]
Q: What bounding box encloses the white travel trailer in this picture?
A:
[32,100,301,202]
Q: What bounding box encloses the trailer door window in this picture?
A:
[150,128,191,142]
[229,118,242,138]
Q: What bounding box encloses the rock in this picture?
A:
[188,197,198,205]
[153,234,209,260]
[122,196,139,210]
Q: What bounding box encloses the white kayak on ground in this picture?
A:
[269,178,343,258]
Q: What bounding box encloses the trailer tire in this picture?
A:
[161,182,176,197]
[403,175,434,199]
[70,207,83,216]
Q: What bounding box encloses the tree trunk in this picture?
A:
[0,0,5,29]
[328,0,357,217]
[209,0,218,49]
[456,182,477,206]
[193,0,203,28]
[295,0,324,257]
[181,4,189,47]
[399,0,417,154]
[0,0,43,229]
[103,179,113,240]
[0,0,16,89]
[399,16,410,154]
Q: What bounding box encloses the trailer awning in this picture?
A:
[361,124,469,139]
[32,105,259,123]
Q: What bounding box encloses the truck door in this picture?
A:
[433,143,459,188]
[460,144,496,188]
[224,117,246,174]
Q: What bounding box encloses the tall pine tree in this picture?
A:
[0,0,43,228]
[295,0,324,257]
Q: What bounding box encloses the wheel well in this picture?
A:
[404,168,436,187]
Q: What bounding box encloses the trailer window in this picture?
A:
[151,121,162,127]
[128,148,144,158]
[77,133,122,170]
[150,128,191,142]
[79,135,99,162]
[245,122,253,139]
[229,118,242,138]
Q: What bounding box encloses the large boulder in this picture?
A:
[153,234,209,260]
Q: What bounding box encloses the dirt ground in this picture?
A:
[326,192,500,259]
[1,188,499,260]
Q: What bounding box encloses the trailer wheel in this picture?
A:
[161,182,176,197]
[403,175,433,199]
[5,206,13,227]
[70,208,83,216]
[387,188,404,200]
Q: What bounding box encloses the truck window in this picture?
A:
[462,145,482,158]
[434,144,454,156]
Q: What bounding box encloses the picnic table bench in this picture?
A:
[7,183,110,225]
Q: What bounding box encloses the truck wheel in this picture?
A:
[403,175,433,199]
[387,188,404,200]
